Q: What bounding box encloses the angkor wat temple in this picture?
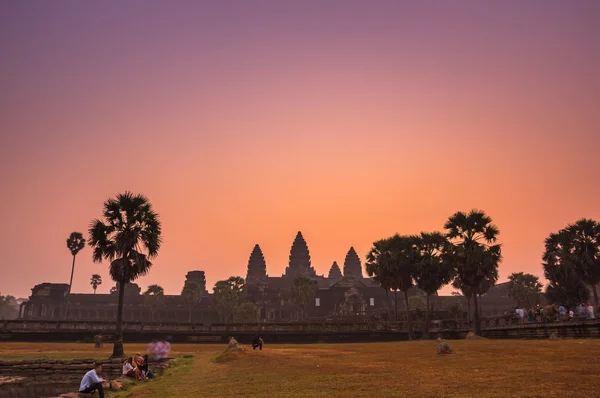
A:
[18,232,516,323]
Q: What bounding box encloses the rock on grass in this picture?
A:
[465,331,487,340]
[437,343,454,355]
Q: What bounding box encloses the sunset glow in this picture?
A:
[1,1,599,297]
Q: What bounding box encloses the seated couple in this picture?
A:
[123,354,154,380]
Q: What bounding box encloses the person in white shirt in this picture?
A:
[79,362,106,398]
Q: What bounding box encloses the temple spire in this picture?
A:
[343,247,363,278]
[328,261,343,280]
[285,231,316,278]
[246,244,267,284]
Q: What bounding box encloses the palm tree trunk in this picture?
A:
[112,281,126,358]
[593,284,599,309]
[64,255,76,320]
[472,292,481,336]
[423,293,430,339]
[404,290,413,340]
[93,287,96,295]
[394,290,398,321]
[467,296,472,324]
[68,255,76,294]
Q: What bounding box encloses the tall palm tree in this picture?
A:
[543,229,591,308]
[181,280,203,323]
[451,278,475,323]
[444,210,502,336]
[414,232,454,339]
[90,274,102,294]
[88,192,162,358]
[367,235,418,340]
[66,232,86,294]
[366,240,395,321]
[144,284,165,322]
[566,219,600,307]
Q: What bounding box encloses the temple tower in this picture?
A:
[285,231,316,278]
[185,271,207,292]
[246,244,268,284]
[343,247,363,278]
[328,261,343,280]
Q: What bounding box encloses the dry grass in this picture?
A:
[2,340,600,397]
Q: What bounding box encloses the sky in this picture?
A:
[1,1,599,298]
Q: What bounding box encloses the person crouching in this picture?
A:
[252,335,264,350]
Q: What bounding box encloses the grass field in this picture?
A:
[1,340,599,397]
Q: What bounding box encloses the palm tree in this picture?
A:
[90,274,102,294]
[181,280,203,323]
[366,235,418,340]
[565,219,600,307]
[213,277,245,322]
[451,279,475,323]
[414,232,454,339]
[144,284,165,322]
[444,210,502,336]
[291,276,317,320]
[66,232,86,294]
[366,238,396,321]
[88,192,162,358]
[543,229,591,308]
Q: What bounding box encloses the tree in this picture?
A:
[236,302,260,323]
[507,272,542,308]
[452,279,475,323]
[90,274,102,294]
[408,295,426,310]
[66,232,86,294]
[444,210,502,335]
[543,229,591,308]
[213,277,245,322]
[365,240,395,321]
[144,284,165,322]
[442,296,463,319]
[88,192,162,358]
[414,232,455,338]
[366,235,419,340]
[545,278,589,309]
[182,280,203,323]
[290,276,317,320]
[110,286,118,294]
[565,219,600,307]
[0,294,18,319]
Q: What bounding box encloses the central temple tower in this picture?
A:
[284,231,316,278]
[343,247,363,278]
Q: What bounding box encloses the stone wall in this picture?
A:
[0,358,124,381]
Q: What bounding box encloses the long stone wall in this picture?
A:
[0,358,124,381]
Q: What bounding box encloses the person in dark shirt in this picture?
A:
[252,335,264,350]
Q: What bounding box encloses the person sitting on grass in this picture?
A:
[252,334,264,350]
[136,354,154,379]
[79,362,106,398]
[123,356,144,380]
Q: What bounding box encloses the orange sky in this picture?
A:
[1,2,599,297]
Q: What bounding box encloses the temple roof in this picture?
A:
[246,244,267,283]
[328,261,343,280]
[343,247,363,278]
[285,231,316,278]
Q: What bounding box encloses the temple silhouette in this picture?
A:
[18,231,514,323]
